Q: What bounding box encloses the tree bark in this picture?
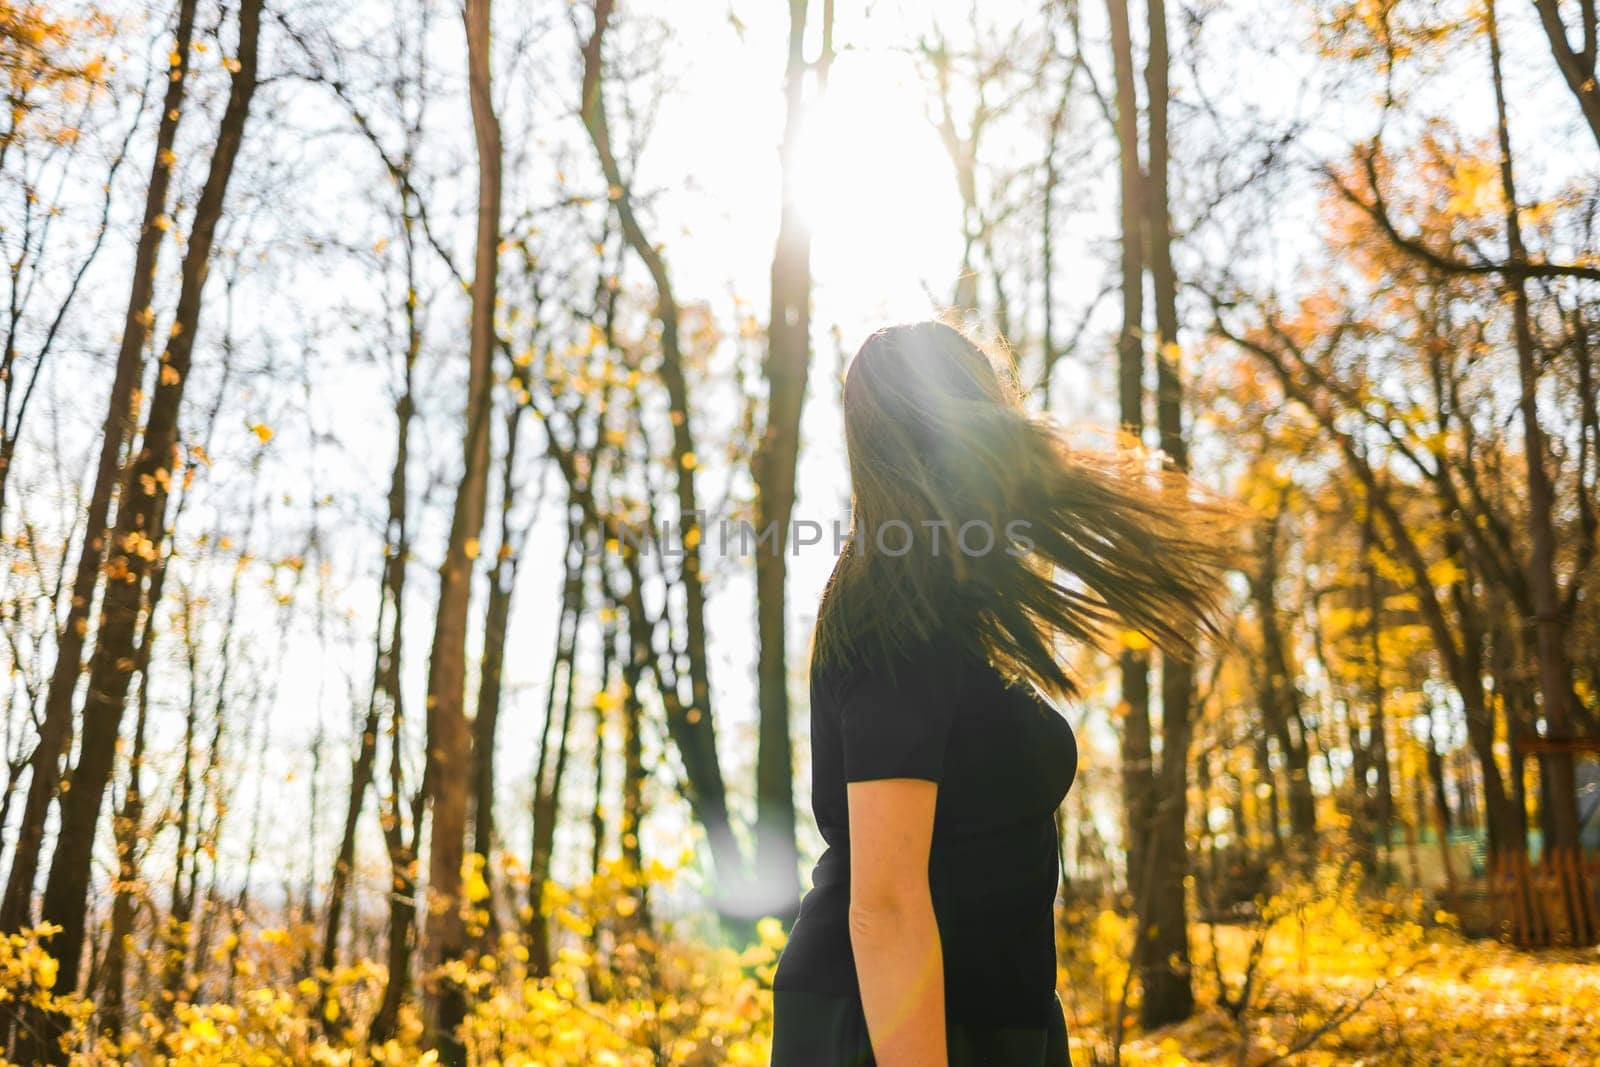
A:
[590,622,614,880]
[1039,21,1075,405]
[1423,729,1459,891]
[368,422,420,1045]
[322,686,382,974]
[1264,731,1286,852]
[364,173,424,1043]
[618,605,650,926]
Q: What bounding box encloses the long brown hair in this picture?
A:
[813,320,1242,699]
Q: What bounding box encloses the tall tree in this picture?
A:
[0,0,199,937]
[22,1,263,1058]
[421,0,501,1058]
[1252,498,1316,849]
[1360,506,1395,856]
[470,385,533,920]
[1105,0,1154,925]
[322,298,421,977]
[751,0,817,926]
[1140,0,1196,1026]
[1483,0,1581,860]
[527,520,586,976]
[367,281,421,1040]
[580,0,749,920]
[300,0,438,986]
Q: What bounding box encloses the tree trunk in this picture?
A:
[1140,0,1196,1027]
[370,782,424,1046]
[1485,0,1581,859]
[590,620,614,880]
[1532,0,1600,152]
[470,399,528,935]
[1424,702,1459,890]
[159,606,203,1014]
[528,530,584,977]
[1039,24,1073,405]
[580,0,747,920]
[469,535,513,918]
[1253,512,1316,852]
[420,1,501,1059]
[322,697,381,974]
[0,0,199,937]
[1486,607,1530,851]
[1105,0,1154,918]
[368,505,418,1046]
[752,0,813,928]
[98,542,172,1040]
[1362,511,1395,866]
[322,389,417,976]
[368,442,419,1045]
[618,605,650,927]
[363,175,423,1042]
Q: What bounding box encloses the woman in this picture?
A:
[769,321,1238,1066]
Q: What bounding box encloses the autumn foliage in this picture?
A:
[2,0,1599,1064]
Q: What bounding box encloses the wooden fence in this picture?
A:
[1487,848,1600,948]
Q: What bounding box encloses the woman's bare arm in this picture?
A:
[846,777,948,1067]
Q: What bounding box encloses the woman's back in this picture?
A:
[771,630,1078,1048]
[770,321,1236,1066]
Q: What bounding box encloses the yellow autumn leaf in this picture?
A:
[1445,157,1501,218]
[1118,629,1152,652]
[465,870,490,904]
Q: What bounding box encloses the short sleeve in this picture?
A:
[837,643,960,784]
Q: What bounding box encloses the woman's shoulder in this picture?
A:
[810,625,981,705]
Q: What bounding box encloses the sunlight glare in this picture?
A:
[792,58,963,323]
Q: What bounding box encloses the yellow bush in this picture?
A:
[0,859,776,1066]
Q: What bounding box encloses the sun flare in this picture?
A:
[792,59,964,321]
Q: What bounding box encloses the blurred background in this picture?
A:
[1,0,1598,1062]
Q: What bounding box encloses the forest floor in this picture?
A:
[1079,912,1600,1066]
[5,864,1596,1065]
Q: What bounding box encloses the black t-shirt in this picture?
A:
[771,631,1079,1028]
